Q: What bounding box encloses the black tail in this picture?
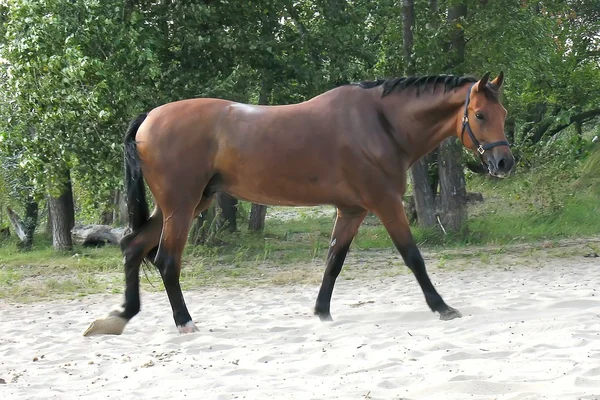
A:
[124,113,149,232]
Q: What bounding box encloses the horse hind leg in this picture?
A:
[146,195,214,263]
[153,203,199,334]
[83,210,163,336]
[314,208,367,321]
[149,195,215,334]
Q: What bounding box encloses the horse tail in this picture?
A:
[124,113,149,232]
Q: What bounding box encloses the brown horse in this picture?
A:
[83,72,513,336]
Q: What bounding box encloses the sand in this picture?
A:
[1,253,600,399]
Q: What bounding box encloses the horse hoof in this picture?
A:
[178,321,199,334]
[439,307,462,321]
[315,311,333,322]
[83,315,128,336]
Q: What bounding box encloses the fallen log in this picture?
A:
[71,224,129,247]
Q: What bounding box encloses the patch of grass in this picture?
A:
[464,164,600,245]
[466,195,600,243]
[0,234,126,302]
[0,234,123,272]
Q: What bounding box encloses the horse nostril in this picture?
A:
[498,158,506,171]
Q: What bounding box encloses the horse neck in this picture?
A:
[381,84,469,165]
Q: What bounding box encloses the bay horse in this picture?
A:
[84,72,513,336]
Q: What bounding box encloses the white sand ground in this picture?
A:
[1,254,600,400]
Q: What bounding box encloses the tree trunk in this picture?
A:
[190,203,216,245]
[248,203,268,232]
[248,72,271,232]
[116,189,128,226]
[429,0,438,13]
[438,137,467,233]
[6,204,35,248]
[505,118,516,144]
[48,169,75,251]
[216,193,237,232]
[45,198,53,236]
[5,201,38,249]
[23,197,38,248]
[436,2,468,233]
[403,0,436,228]
[402,0,415,74]
[409,159,437,228]
[575,120,582,136]
[446,3,467,71]
[100,192,114,225]
[7,206,27,242]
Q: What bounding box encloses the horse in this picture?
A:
[83,72,514,336]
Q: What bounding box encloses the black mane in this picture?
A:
[354,75,499,99]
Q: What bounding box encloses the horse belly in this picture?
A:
[225,170,340,207]
[220,149,347,207]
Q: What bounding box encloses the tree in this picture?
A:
[48,169,75,251]
[403,0,437,229]
[436,2,468,233]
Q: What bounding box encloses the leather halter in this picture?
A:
[461,83,510,156]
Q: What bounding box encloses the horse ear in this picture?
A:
[477,72,491,91]
[491,71,504,89]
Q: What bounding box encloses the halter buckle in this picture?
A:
[477,145,485,155]
[462,116,468,124]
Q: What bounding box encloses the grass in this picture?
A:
[2,152,600,302]
[464,166,600,245]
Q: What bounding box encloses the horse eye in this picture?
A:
[475,112,485,120]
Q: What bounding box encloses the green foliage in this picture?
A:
[572,145,600,195]
[0,0,598,235]
[465,141,600,244]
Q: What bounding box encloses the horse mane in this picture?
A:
[355,75,500,100]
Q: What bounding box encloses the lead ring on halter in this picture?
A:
[461,83,510,158]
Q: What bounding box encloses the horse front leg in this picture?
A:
[372,197,461,320]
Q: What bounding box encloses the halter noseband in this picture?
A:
[461,83,510,156]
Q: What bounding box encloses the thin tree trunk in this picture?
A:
[446,3,467,71]
[48,169,75,251]
[6,203,37,248]
[429,0,438,13]
[248,72,271,232]
[575,120,583,136]
[100,192,114,225]
[45,198,53,236]
[403,0,436,228]
[436,2,468,233]
[190,204,216,245]
[402,0,415,74]
[23,197,38,248]
[409,158,437,228]
[248,203,268,232]
[216,193,237,232]
[506,118,516,144]
[117,189,128,226]
[438,137,467,233]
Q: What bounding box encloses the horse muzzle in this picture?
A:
[484,148,515,178]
